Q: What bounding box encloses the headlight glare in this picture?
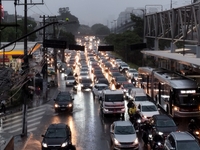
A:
[61,141,68,147]
[42,142,48,148]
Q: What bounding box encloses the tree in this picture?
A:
[91,23,110,35]
[57,7,80,34]
[78,25,94,35]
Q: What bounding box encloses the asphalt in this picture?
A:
[0,86,57,150]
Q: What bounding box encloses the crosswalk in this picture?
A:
[0,104,51,134]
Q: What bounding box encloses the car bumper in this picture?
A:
[114,143,139,150]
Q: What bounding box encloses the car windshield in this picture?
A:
[116,77,127,81]
[96,86,108,90]
[141,105,157,112]
[135,96,149,102]
[115,126,135,134]
[105,94,124,102]
[81,79,92,83]
[156,119,176,127]
[177,141,200,150]
[45,128,67,138]
[123,84,134,88]
[67,76,75,80]
[57,95,71,101]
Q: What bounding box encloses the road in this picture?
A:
[3,70,193,150]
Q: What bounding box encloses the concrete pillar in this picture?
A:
[196,45,200,58]
[171,42,176,53]
[154,39,159,50]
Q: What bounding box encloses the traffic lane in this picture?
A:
[70,90,110,150]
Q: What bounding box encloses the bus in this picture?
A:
[138,67,200,118]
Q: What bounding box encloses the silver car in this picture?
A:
[110,120,139,150]
[164,131,200,150]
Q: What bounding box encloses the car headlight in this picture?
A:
[137,119,141,123]
[134,138,138,144]
[68,103,72,107]
[42,142,48,148]
[195,131,200,135]
[114,138,120,145]
[104,108,109,111]
[158,132,163,135]
[149,134,152,138]
[55,104,60,108]
[61,141,68,147]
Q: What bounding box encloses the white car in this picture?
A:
[92,83,109,99]
[110,121,139,150]
[137,101,160,120]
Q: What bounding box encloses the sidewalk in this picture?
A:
[0,87,58,150]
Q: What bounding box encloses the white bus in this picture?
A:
[138,67,200,118]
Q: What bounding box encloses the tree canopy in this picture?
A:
[91,23,110,35]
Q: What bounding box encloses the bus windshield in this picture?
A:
[178,94,200,105]
[105,94,124,102]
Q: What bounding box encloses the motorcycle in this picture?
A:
[189,128,200,143]
[154,142,164,150]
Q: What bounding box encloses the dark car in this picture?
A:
[113,76,128,88]
[97,77,109,85]
[149,114,178,138]
[41,123,76,150]
[54,92,74,113]
[79,78,93,90]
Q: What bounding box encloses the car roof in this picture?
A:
[170,131,196,141]
[114,121,133,126]
[103,89,123,94]
[139,101,156,106]
[58,91,71,95]
[153,114,172,120]
[48,123,69,129]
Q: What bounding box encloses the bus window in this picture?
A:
[178,94,199,105]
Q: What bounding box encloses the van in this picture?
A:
[100,89,125,117]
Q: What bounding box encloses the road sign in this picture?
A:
[43,39,67,49]
[68,44,85,51]
[98,45,114,51]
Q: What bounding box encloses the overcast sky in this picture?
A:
[2,0,193,26]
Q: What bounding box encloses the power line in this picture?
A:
[44,2,55,16]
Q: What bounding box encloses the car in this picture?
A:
[92,83,109,99]
[121,82,135,99]
[137,101,160,120]
[41,123,72,150]
[113,76,128,89]
[149,114,178,138]
[78,72,90,79]
[125,68,138,79]
[79,78,93,90]
[164,131,200,150]
[96,77,109,85]
[110,120,139,150]
[66,76,75,86]
[54,91,74,113]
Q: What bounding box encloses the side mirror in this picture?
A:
[54,99,56,101]
[157,108,160,111]
[41,135,45,137]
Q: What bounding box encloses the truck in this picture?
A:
[99,89,125,118]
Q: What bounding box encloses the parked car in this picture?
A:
[164,131,200,150]
[110,120,139,150]
[54,91,74,113]
[41,123,75,150]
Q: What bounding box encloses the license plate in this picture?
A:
[61,108,66,111]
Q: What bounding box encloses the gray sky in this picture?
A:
[3,0,192,26]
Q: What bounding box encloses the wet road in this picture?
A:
[21,72,192,150]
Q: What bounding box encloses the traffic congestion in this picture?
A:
[42,36,200,150]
